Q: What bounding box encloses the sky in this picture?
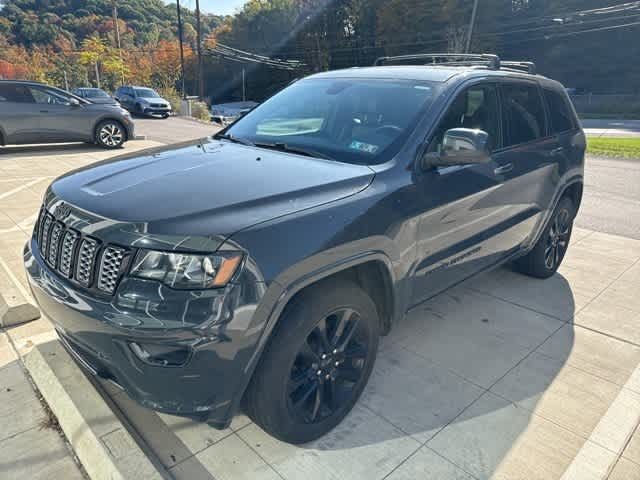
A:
[169,0,247,16]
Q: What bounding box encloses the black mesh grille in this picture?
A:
[34,206,127,294]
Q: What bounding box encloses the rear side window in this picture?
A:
[500,83,547,147]
[543,88,575,133]
[0,84,34,103]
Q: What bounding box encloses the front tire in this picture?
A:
[244,280,380,444]
[95,120,126,149]
[514,196,575,278]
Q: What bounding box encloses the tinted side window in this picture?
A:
[501,84,547,147]
[0,84,35,103]
[28,86,71,105]
[543,88,575,133]
[430,84,501,152]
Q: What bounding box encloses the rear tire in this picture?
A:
[244,279,380,444]
[95,120,126,149]
[514,196,575,278]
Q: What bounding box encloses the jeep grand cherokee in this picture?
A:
[24,54,585,444]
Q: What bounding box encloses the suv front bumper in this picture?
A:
[24,238,269,427]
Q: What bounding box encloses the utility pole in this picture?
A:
[112,0,125,85]
[195,0,204,100]
[176,0,187,99]
[465,0,479,53]
[242,67,246,102]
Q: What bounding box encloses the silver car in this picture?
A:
[0,80,135,149]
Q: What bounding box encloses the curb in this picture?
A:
[0,292,40,328]
[24,340,163,480]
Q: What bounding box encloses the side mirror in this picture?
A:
[68,97,81,107]
[425,128,491,169]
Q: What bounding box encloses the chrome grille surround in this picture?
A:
[98,246,125,294]
[33,206,127,295]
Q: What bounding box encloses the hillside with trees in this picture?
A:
[1,0,640,106]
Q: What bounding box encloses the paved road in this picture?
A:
[578,156,640,240]
[134,116,220,144]
[581,119,640,138]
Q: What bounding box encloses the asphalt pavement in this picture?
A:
[581,119,640,138]
[578,156,640,240]
[134,116,220,144]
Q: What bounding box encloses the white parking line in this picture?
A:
[0,212,39,234]
[0,177,47,201]
[0,253,34,303]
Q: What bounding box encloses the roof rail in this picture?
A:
[374,53,501,70]
[501,61,537,75]
[373,53,538,75]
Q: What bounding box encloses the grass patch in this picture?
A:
[587,137,640,158]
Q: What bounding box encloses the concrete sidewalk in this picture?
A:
[0,329,84,479]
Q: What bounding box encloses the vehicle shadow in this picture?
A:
[271,267,581,478]
[0,143,108,158]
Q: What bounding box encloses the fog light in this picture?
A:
[129,342,191,367]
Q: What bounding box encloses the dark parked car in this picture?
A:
[114,85,172,118]
[0,80,134,148]
[71,87,119,105]
[25,54,585,444]
[211,101,259,125]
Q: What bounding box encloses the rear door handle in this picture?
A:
[494,163,514,175]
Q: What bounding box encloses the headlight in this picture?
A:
[130,250,243,289]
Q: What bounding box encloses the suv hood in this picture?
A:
[50,139,375,236]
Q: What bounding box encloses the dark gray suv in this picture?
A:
[114,86,172,118]
[24,54,585,444]
[0,80,134,149]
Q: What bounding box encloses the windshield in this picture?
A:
[84,89,109,98]
[135,88,160,98]
[225,78,440,165]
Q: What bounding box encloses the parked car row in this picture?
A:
[0,80,178,149]
[0,80,135,149]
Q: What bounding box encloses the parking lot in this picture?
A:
[1,123,640,479]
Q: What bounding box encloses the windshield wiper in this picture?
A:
[253,142,332,160]
[213,133,255,146]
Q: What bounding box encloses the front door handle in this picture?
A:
[39,110,49,113]
[494,163,514,175]
[550,147,565,157]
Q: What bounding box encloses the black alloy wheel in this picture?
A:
[287,307,369,424]
[514,196,575,278]
[244,280,379,444]
[544,207,571,270]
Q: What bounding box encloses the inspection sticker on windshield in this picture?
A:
[349,141,379,154]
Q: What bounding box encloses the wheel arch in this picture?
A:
[273,253,398,336]
[226,252,399,425]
